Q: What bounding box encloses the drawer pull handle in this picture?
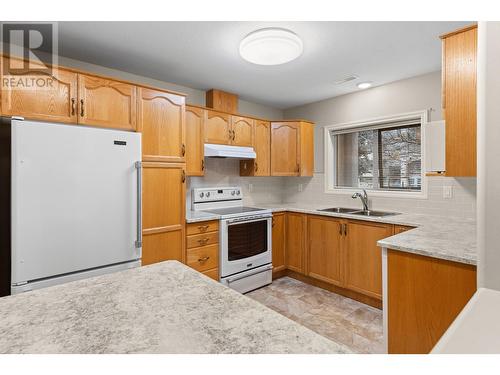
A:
[198,225,209,232]
[198,256,210,262]
[198,238,209,245]
[71,98,76,115]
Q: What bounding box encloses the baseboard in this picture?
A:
[274,269,382,309]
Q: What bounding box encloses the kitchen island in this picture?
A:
[0,261,349,354]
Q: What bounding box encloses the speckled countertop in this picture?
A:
[0,261,349,354]
[187,203,476,265]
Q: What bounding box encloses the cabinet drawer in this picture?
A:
[187,244,219,272]
[186,220,219,235]
[202,268,219,281]
[186,231,218,249]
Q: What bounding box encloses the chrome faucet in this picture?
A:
[352,189,369,212]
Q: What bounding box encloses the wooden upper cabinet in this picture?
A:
[204,110,231,145]
[307,215,343,286]
[271,122,300,176]
[285,212,306,274]
[231,115,254,147]
[271,212,286,273]
[141,162,186,266]
[343,220,393,300]
[78,74,137,131]
[185,105,205,176]
[240,120,270,176]
[137,87,186,162]
[1,63,78,124]
[206,89,238,113]
[271,121,314,176]
[441,24,477,177]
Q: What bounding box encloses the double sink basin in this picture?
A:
[317,207,399,217]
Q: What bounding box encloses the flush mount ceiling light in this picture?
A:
[357,82,372,89]
[239,28,303,66]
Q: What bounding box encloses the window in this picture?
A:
[326,113,425,195]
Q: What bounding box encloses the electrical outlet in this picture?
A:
[298,183,303,192]
[248,183,253,193]
[443,186,453,199]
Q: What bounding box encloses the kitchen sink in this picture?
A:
[317,207,360,214]
[350,210,399,217]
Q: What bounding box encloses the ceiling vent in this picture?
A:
[333,75,358,85]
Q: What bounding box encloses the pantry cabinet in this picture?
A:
[141,162,186,266]
[240,120,270,176]
[285,212,307,273]
[137,87,186,162]
[1,62,78,124]
[307,215,343,286]
[270,120,314,177]
[441,24,477,177]
[185,105,205,176]
[204,110,231,144]
[78,74,137,131]
[271,212,286,274]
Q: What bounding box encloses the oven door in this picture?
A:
[220,215,272,278]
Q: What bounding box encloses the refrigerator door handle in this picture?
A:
[135,161,143,249]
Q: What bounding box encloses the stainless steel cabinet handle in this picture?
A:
[135,161,142,248]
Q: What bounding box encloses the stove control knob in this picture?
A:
[199,192,204,198]
[236,190,240,195]
[206,192,211,198]
[231,191,236,196]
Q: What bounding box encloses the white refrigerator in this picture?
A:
[8,119,142,294]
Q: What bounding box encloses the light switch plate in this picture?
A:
[298,183,303,192]
[443,186,453,199]
[248,183,254,193]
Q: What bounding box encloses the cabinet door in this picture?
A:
[272,212,285,273]
[78,74,137,131]
[231,116,254,147]
[204,110,231,145]
[344,220,393,299]
[137,87,186,162]
[285,212,306,274]
[1,62,77,124]
[254,120,270,175]
[185,106,205,176]
[299,121,314,176]
[271,122,300,176]
[307,215,343,285]
[442,26,477,177]
[142,162,186,265]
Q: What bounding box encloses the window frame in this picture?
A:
[324,110,428,199]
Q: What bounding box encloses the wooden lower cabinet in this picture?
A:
[285,212,306,273]
[307,215,343,286]
[141,162,185,266]
[387,250,477,353]
[186,220,219,279]
[271,212,285,274]
[344,220,393,300]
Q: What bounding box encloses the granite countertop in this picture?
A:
[0,261,349,354]
[187,203,476,265]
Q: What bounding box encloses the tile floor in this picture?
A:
[246,277,384,353]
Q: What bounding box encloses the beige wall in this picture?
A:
[57,56,284,120]
[280,71,476,219]
[284,71,443,173]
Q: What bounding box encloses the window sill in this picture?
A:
[324,187,428,199]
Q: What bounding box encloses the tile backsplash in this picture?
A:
[187,159,476,219]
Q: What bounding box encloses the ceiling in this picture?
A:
[57,21,470,109]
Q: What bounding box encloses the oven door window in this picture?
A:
[228,220,268,261]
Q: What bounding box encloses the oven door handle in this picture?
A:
[226,265,273,284]
[226,216,272,225]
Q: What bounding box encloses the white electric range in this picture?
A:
[192,187,273,293]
